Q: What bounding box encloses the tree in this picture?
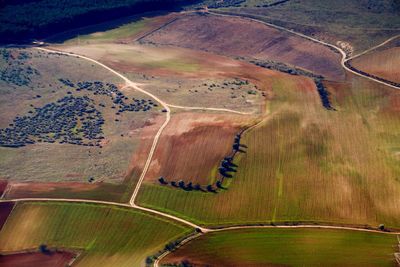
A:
[186,182,193,191]
[178,180,185,188]
[206,184,214,192]
[39,244,50,254]
[158,176,167,185]
[194,183,202,191]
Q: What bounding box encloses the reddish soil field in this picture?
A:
[142,13,344,81]
[0,180,8,197]
[145,112,254,184]
[0,251,76,267]
[351,47,400,83]
[0,202,14,230]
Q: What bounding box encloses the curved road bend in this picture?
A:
[206,11,400,90]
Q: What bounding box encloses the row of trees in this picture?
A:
[157,132,247,192]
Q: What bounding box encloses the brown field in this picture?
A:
[0,251,76,267]
[351,47,400,83]
[145,112,256,184]
[141,13,345,80]
[0,180,7,196]
[0,202,14,230]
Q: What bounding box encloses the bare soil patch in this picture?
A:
[0,251,75,267]
[145,112,255,184]
[351,47,400,84]
[141,13,344,80]
[0,202,14,230]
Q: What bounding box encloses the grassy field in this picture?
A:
[137,73,400,228]
[215,0,400,54]
[162,228,399,266]
[0,48,160,186]
[0,202,191,267]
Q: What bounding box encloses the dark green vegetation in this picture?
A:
[0,96,104,148]
[0,202,191,266]
[212,0,400,53]
[161,228,399,266]
[0,0,192,43]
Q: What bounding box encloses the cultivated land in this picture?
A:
[141,13,345,80]
[138,73,400,228]
[0,202,191,267]
[350,37,400,84]
[0,1,400,266]
[213,0,400,54]
[53,43,267,113]
[161,228,399,266]
[0,251,76,267]
[145,111,256,185]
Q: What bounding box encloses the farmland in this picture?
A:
[0,0,400,265]
[350,38,400,84]
[141,13,345,80]
[0,251,76,267]
[145,111,256,185]
[161,228,399,266]
[0,202,191,266]
[137,74,400,228]
[54,43,268,112]
[211,0,400,54]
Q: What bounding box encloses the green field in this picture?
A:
[64,16,149,45]
[0,202,191,266]
[137,74,400,228]
[162,228,399,266]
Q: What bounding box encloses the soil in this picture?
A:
[0,251,76,267]
[142,13,345,81]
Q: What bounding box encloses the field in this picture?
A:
[161,228,399,266]
[145,111,256,185]
[61,12,179,45]
[350,38,400,84]
[54,43,269,112]
[213,0,400,54]
[0,202,191,266]
[137,73,400,228]
[141,13,344,80]
[0,202,14,229]
[0,251,76,267]
[0,48,165,201]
